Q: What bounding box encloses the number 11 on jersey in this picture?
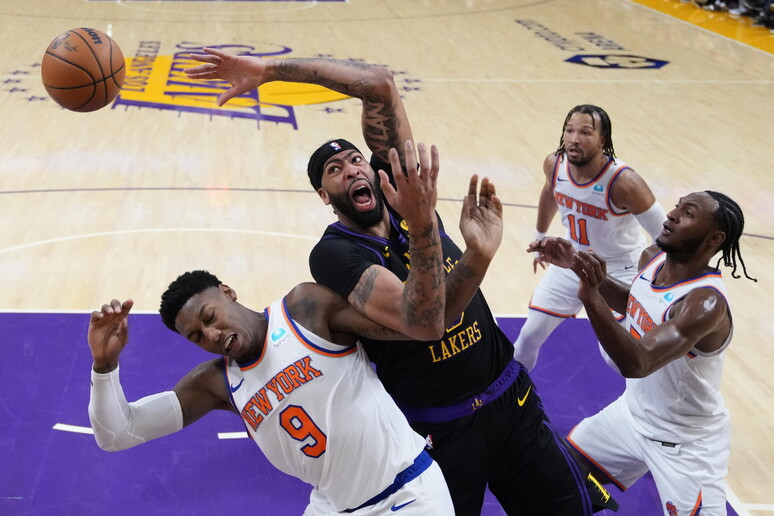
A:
[567,214,590,246]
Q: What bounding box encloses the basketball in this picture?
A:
[41,28,126,113]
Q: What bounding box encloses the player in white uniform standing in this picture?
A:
[532,190,757,515]
[86,142,455,515]
[513,104,666,371]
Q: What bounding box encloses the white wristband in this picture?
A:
[535,230,546,241]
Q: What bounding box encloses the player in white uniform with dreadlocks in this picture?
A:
[532,190,756,515]
[514,104,666,371]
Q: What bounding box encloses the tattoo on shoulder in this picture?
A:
[288,296,318,323]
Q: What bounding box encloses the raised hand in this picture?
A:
[378,140,439,227]
[459,175,503,261]
[184,48,266,106]
[88,299,134,373]
[571,250,607,302]
[527,236,576,271]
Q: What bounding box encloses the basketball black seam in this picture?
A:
[42,51,97,84]
[43,62,125,90]
[74,28,108,79]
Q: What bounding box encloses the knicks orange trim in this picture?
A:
[238,306,270,371]
[551,154,562,190]
[567,426,626,492]
[280,302,357,358]
[649,267,724,292]
[605,166,633,217]
[528,302,576,319]
[689,491,702,515]
[640,251,665,276]
[568,155,614,188]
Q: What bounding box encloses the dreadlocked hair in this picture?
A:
[555,104,616,159]
[706,191,757,282]
[159,270,223,332]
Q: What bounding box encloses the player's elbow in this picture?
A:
[369,66,400,100]
[618,358,656,379]
[91,429,130,452]
[401,321,445,342]
[421,324,446,342]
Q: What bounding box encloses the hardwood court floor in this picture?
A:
[0,0,772,513]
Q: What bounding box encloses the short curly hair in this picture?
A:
[159,270,222,333]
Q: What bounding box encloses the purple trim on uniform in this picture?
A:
[636,251,665,285]
[344,450,432,512]
[281,298,355,355]
[233,308,270,370]
[551,154,562,189]
[397,359,523,423]
[330,221,393,247]
[647,259,723,292]
[542,416,593,515]
[220,357,238,410]
[660,286,727,324]
[568,156,613,188]
[605,166,632,216]
[320,233,386,267]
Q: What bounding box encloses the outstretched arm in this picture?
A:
[342,141,446,341]
[87,300,232,452]
[443,175,503,326]
[185,48,412,166]
[571,251,730,377]
[528,237,631,313]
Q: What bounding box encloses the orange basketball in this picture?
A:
[41,28,126,113]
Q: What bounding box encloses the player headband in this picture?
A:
[307,139,362,190]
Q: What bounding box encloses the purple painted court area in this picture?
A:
[0,313,737,515]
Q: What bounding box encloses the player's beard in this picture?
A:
[656,233,705,255]
[566,148,593,167]
[327,176,386,230]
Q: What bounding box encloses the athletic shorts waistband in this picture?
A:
[344,450,432,513]
[397,359,523,423]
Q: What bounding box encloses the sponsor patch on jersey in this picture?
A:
[271,328,290,348]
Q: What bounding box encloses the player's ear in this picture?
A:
[318,188,331,205]
[709,230,726,253]
[220,284,237,301]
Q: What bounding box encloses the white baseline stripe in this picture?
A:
[218,431,249,440]
[53,423,93,435]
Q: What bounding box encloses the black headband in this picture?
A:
[307,139,362,190]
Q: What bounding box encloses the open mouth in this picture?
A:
[224,334,237,355]
[350,181,375,210]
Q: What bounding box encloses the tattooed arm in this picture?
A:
[185,48,412,168]
[286,283,415,344]
[443,175,503,326]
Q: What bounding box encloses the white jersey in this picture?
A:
[552,154,647,264]
[623,252,732,444]
[224,297,426,511]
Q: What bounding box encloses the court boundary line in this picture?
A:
[625,0,774,58]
